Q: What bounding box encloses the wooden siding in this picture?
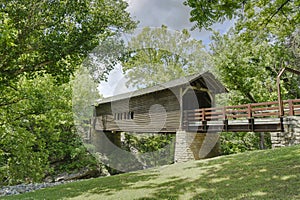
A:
[94,110,180,133]
[95,88,181,132]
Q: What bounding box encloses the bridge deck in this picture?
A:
[184,99,300,133]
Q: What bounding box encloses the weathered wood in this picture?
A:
[185,98,300,133]
[95,72,222,133]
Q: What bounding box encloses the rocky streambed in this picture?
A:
[0,181,74,197]
[0,167,105,197]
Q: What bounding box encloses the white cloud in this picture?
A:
[98,65,132,98]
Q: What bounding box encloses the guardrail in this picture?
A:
[184,99,300,126]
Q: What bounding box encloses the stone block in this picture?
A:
[174,130,220,163]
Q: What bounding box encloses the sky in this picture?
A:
[98,0,233,97]
[125,0,232,44]
[125,0,195,34]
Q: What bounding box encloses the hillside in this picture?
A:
[2,145,300,200]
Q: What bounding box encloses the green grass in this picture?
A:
[2,145,300,200]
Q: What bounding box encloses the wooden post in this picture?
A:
[288,100,294,116]
[277,67,300,117]
[179,87,183,130]
[223,107,227,120]
[223,119,228,132]
[277,69,284,116]
[201,108,206,121]
[247,104,252,118]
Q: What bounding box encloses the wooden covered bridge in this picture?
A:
[92,71,300,162]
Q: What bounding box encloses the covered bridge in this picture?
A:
[93,71,227,133]
[91,72,227,163]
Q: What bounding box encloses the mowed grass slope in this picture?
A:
[2,145,300,200]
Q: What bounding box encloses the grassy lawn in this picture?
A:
[2,145,300,200]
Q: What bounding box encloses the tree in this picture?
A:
[121,26,212,88]
[184,0,300,39]
[0,74,101,185]
[0,0,136,95]
[122,133,175,167]
[210,28,300,150]
[0,0,136,185]
[184,0,300,151]
[72,67,102,141]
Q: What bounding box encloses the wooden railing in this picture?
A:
[184,99,300,125]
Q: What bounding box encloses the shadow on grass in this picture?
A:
[137,146,300,199]
[2,172,159,200]
[4,145,300,200]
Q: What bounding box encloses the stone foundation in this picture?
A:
[271,117,300,148]
[174,130,220,163]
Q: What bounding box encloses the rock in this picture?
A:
[54,167,101,182]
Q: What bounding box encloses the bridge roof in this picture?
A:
[96,71,227,105]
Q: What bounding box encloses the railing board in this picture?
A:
[252,112,279,117]
[252,106,279,111]
[251,101,278,106]
[227,114,249,119]
[284,99,300,103]
[206,116,225,120]
[184,98,300,132]
[226,109,249,113]
[226,105,248,109]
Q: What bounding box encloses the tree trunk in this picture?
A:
[259,132,265,149]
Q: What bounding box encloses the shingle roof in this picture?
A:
[96,71,227,105]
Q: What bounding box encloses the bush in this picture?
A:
[220,132,272,155]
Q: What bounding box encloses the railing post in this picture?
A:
[223,107,227,120]
[201,108,207,132]
[288,100,294,116]
[202,108,206,121]
[247,104,252,118]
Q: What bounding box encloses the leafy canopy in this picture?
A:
[0,0,136,185]
[121,26,212,88]
[184,0,300,37]
[0,0,137,85]
[185,0,300,151]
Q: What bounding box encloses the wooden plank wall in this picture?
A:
[95,88,181,133]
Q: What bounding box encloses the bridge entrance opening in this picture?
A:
[183,90,211,111]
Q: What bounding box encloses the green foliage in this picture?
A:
[185,0,300,154]
[122,133,175,167]
[72,67,102,140]
[121,26,211,88]
[0,0,136,86]
[210,29,298,104]
[185,0,300,37]
[0,75,98,185]
[220,132,271,155]
[184,0,245,30]
[0,0,136,185]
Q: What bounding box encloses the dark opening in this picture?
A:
[183,90,211,110]
[130,111,134,119]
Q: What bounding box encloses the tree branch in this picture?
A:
[263,0,291,28]
[0,98,26,107]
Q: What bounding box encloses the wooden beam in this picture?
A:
[179,87,183,130]
[277,67,300,116]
